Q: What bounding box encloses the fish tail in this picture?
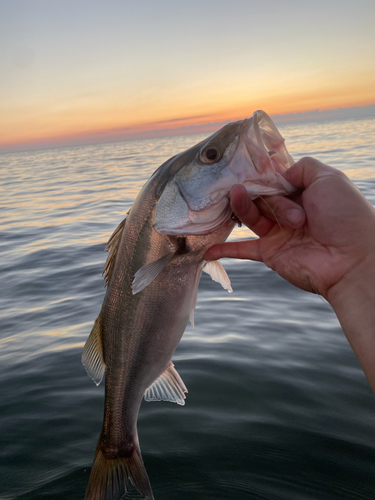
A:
[85,432,154,500]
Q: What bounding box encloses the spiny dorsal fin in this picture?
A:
[202,260,233,293]
[82,312,105,386]
[102,212,129,286]
[144,362,188,405]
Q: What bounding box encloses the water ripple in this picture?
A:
[1,117,375,499]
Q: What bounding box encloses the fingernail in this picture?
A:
[285,208,304,226]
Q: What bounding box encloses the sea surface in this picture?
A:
[1,116,375,500]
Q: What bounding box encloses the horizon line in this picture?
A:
[1,103,375,155]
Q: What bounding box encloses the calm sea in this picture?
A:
[1,117,375,500]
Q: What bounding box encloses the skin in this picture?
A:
[205,157,375,392]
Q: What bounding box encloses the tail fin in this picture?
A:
[85,435,154,500]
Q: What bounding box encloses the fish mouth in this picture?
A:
[228,110,297,198]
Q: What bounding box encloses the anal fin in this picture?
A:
[144,362,188,405]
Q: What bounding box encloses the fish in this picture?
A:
[82,110,296,500]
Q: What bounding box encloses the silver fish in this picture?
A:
[82,111,295,500]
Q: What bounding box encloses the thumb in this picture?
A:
[284,157,339,189]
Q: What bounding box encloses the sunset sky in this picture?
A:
[1,0,375,152]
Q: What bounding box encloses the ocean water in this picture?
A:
[1,116,375,500]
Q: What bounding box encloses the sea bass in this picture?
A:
[83,110,295,500]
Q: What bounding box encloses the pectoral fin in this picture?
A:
[132,237,189,295]
[202,260,233,292]
[132,251,175,295]
[144,362,188,405]
[82,312,105,386]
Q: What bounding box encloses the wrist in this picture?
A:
[327,256,375,392]
[327,255,375,313]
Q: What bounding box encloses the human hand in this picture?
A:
[204,157,375,302]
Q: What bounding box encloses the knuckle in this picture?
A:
[300,156,313,163]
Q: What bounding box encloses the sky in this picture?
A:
[1,0,375,152]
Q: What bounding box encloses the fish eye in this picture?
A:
[200,145,221,164]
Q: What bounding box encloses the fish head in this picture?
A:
[154,110,296,236]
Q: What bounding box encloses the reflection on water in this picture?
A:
[0,116,375,499]
[280,117,375,180]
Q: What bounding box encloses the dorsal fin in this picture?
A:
[102,212,129,286]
